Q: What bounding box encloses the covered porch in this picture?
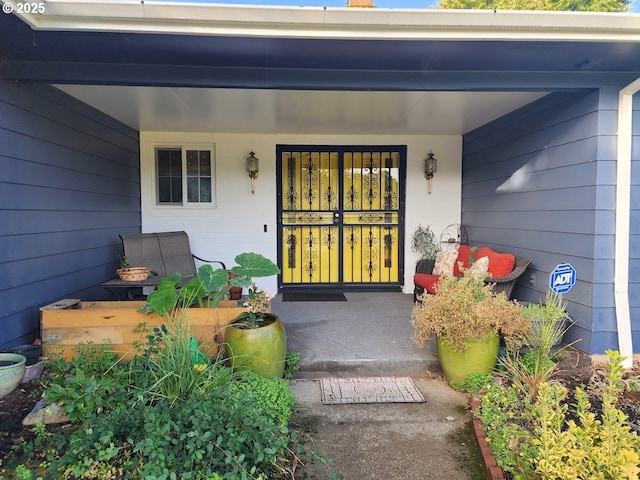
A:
[1,3,640,358]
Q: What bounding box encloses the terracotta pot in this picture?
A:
[436,329,499,384]
[225,313,286,378]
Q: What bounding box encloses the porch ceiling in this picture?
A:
[53,86,547,135]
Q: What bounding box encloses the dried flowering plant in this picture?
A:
[235,284,276,328]
[411,269,531,352]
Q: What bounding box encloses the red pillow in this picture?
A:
[453,245,472,276]
[414,273,440,295]
[477,247,515,278]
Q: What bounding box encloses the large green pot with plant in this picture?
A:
[411,270,530,384]
[140,252,281,368]
[225,286,286,378]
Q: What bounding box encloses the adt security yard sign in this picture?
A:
[550,263,576,294]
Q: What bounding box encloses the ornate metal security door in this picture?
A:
[277,145,405,290]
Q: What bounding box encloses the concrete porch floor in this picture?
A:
[270,291,440,378]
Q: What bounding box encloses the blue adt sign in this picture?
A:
[550,263,576,294]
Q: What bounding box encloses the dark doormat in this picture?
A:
[282,291,347,302]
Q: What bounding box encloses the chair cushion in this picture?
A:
[414,273,440,295]
[477,247,515,278]
[453,245,472,276]
[433,251,458,277]
[468,256,489,278]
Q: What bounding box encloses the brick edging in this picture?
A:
[469,398,506,480]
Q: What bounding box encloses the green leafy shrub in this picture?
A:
[284,350,301,380]
[450,373,493,394]
[46,387,293,479]
[532,350,640,479]
[478,350,640,479]
[476,383,535,478]
[226,370,295,425]
[45,342,132,421]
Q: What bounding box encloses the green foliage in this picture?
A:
[500,292,574,401]
[437,0,631,12]
[412,269,530,352]
[476,383,536,478]
[226,370,295,425]
[522,290,567,324]
[12,312,339,479]
[411,224,439,260]
[284,350,301,380]
[479,350,640,479]
[140,315,232,407]
[532,352,640,479]
[45,342,131,421]
[141,252,280,315]
[14,465,34,480]
[450,372,494,394]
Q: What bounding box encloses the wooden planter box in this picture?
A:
[40,299,248,361]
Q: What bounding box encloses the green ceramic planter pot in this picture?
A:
[0,353,27,399]
[225,313,286,378]
[436,329,499,384]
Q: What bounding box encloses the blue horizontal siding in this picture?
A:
[0,80,140,349]
[461,89,634,355]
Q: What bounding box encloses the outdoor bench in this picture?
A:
[413,245,531,301]
[101,231,226,300]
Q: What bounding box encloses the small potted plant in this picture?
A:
[522,289,570,350]
[225,285,285,378]
[411,269,530,383]
[411,224,439,260]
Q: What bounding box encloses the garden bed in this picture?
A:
[40,299,248,360]
[471,348,640,479]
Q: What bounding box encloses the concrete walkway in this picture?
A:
[270,293,482,480]
[271,291,439,377]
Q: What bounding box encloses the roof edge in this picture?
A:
[6,0,640,41]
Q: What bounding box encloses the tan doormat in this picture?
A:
[319,377,425,405]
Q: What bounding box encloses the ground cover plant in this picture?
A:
[0,333,338,480]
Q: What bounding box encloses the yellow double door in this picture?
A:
[277,145,405,290]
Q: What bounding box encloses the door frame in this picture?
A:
[276,144,406,292]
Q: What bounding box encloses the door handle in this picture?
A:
[333,212,340,224]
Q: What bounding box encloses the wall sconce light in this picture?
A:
[246,151,259,194]
[424,151,438,194]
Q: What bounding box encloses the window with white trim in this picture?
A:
[155,145,215,206]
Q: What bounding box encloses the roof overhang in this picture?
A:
[2,2,640,133]
[6,1,640,41]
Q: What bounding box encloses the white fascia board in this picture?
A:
[7,0,640,41]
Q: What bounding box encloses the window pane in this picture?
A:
[200,178,212,202]
[158,177,171,203]
[172,178,183,202]
[157,150,171,176]
[156,148,182,204]
[199,151,211,176]
[186,150,199,176]
[187,177,199,202]
[186,149,212,203]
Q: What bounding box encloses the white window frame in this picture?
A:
[154,143,217,208]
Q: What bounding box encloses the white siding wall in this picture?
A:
[140,132,462,294]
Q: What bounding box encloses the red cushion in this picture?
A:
[477,247,515,278]
[453,245,471,276]
[414,273,440,295]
